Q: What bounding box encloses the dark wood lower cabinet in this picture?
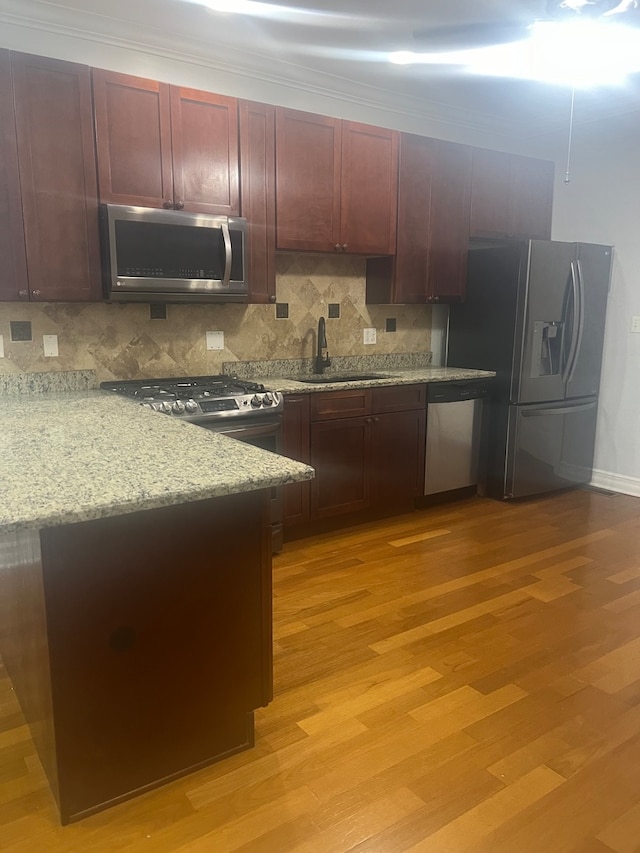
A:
[0,490,272,824]
[283,385,427,535]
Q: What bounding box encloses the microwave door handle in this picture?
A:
[221,220,232,290]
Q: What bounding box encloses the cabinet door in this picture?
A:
[170,86,239,215]
[12,53,101,302]
[426,139,472,302]
[390,133,432,304]
[470,149,554,240]
[282,394,311,528]
[510,155,554,240]
[239,100,276,304]
[275,108,341,252]
[340,121,398,255]
[469,147,512,239]
[93,69,173,209]
[0,50,28,301]
[370,409,426,506]
[310,417,369,518]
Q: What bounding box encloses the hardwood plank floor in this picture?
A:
[2,488,640,851]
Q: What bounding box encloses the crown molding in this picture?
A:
[2,0,636,144]
[0,0,534,143]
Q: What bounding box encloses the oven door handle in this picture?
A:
[219,422,281,440]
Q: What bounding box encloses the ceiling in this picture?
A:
[2,0,640,138]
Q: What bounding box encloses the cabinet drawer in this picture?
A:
[310,389,372,421]
[372,383,426,414]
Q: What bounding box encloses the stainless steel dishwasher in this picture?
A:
[424,381,490,495]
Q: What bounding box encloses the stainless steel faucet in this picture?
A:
[314,316,331,374]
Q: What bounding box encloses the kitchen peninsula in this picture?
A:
[0,386,313,824]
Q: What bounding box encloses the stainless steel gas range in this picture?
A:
[100,375,285,551]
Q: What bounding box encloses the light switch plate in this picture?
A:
[0,334,4,358]
[43,334,58,357]
[363,327,376,345]
[206,330,225,351]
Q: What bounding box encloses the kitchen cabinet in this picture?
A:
[469,148,554,240]
[275,108,398,255]
[282,394,311,528]
[8,53,101,302]
[0,50,28,301]
[309,385,426,520]
[239,100,276,304]
[366,134,472,304]
[0,490,271,824]
[92,69,239,215]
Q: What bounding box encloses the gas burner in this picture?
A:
[100,374,282,422]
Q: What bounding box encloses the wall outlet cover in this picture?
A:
[206,331,225,350]
[43,334,59,357]
[0,334,4,358]
[363,327,376,345]
[631,316,640,334]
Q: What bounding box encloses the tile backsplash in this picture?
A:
[0,254,432,383]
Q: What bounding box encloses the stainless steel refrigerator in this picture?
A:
[447,240,612,500]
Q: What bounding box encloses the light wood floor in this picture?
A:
[3,488,640,852]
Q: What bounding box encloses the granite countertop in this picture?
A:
[0,391,313,535]
[256,366,496,393]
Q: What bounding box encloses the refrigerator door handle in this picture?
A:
[566,259,586,385]
[562,260,581,384]
[521,401,597,417]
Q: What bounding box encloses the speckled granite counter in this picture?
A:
[253,366,496,394]
[0,391,313,534]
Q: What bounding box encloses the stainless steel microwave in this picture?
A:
[100,204,248,303]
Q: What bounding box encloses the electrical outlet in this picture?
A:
[0,335,4,358]
[43,334,58,357]
[363,327,376,345]
[631,316,640,334]
[206,330,224,351]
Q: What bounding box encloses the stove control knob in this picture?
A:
[262,392,274,406]
[172,400,186,414]
[250,394,262,408]
[184,399,198,413]
[158,401,172,414]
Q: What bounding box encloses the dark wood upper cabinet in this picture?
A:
[275,108,398,255]
[0,50,28,302]
[340,121,398,256]
[239,100,276,304]
[366,134,471,304]
[11,53,101,302]
[92,69,239,215]
[470,147,554,240]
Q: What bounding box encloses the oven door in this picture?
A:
[194,416,283,553]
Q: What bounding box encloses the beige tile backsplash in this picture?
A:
[0,254,431,383]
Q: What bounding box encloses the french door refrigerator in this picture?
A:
[447,240,612,500]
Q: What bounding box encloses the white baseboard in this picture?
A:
[590,469,640,498]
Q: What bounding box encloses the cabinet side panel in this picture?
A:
[39,491,271,822]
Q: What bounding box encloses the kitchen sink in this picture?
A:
[294,373,392,384]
